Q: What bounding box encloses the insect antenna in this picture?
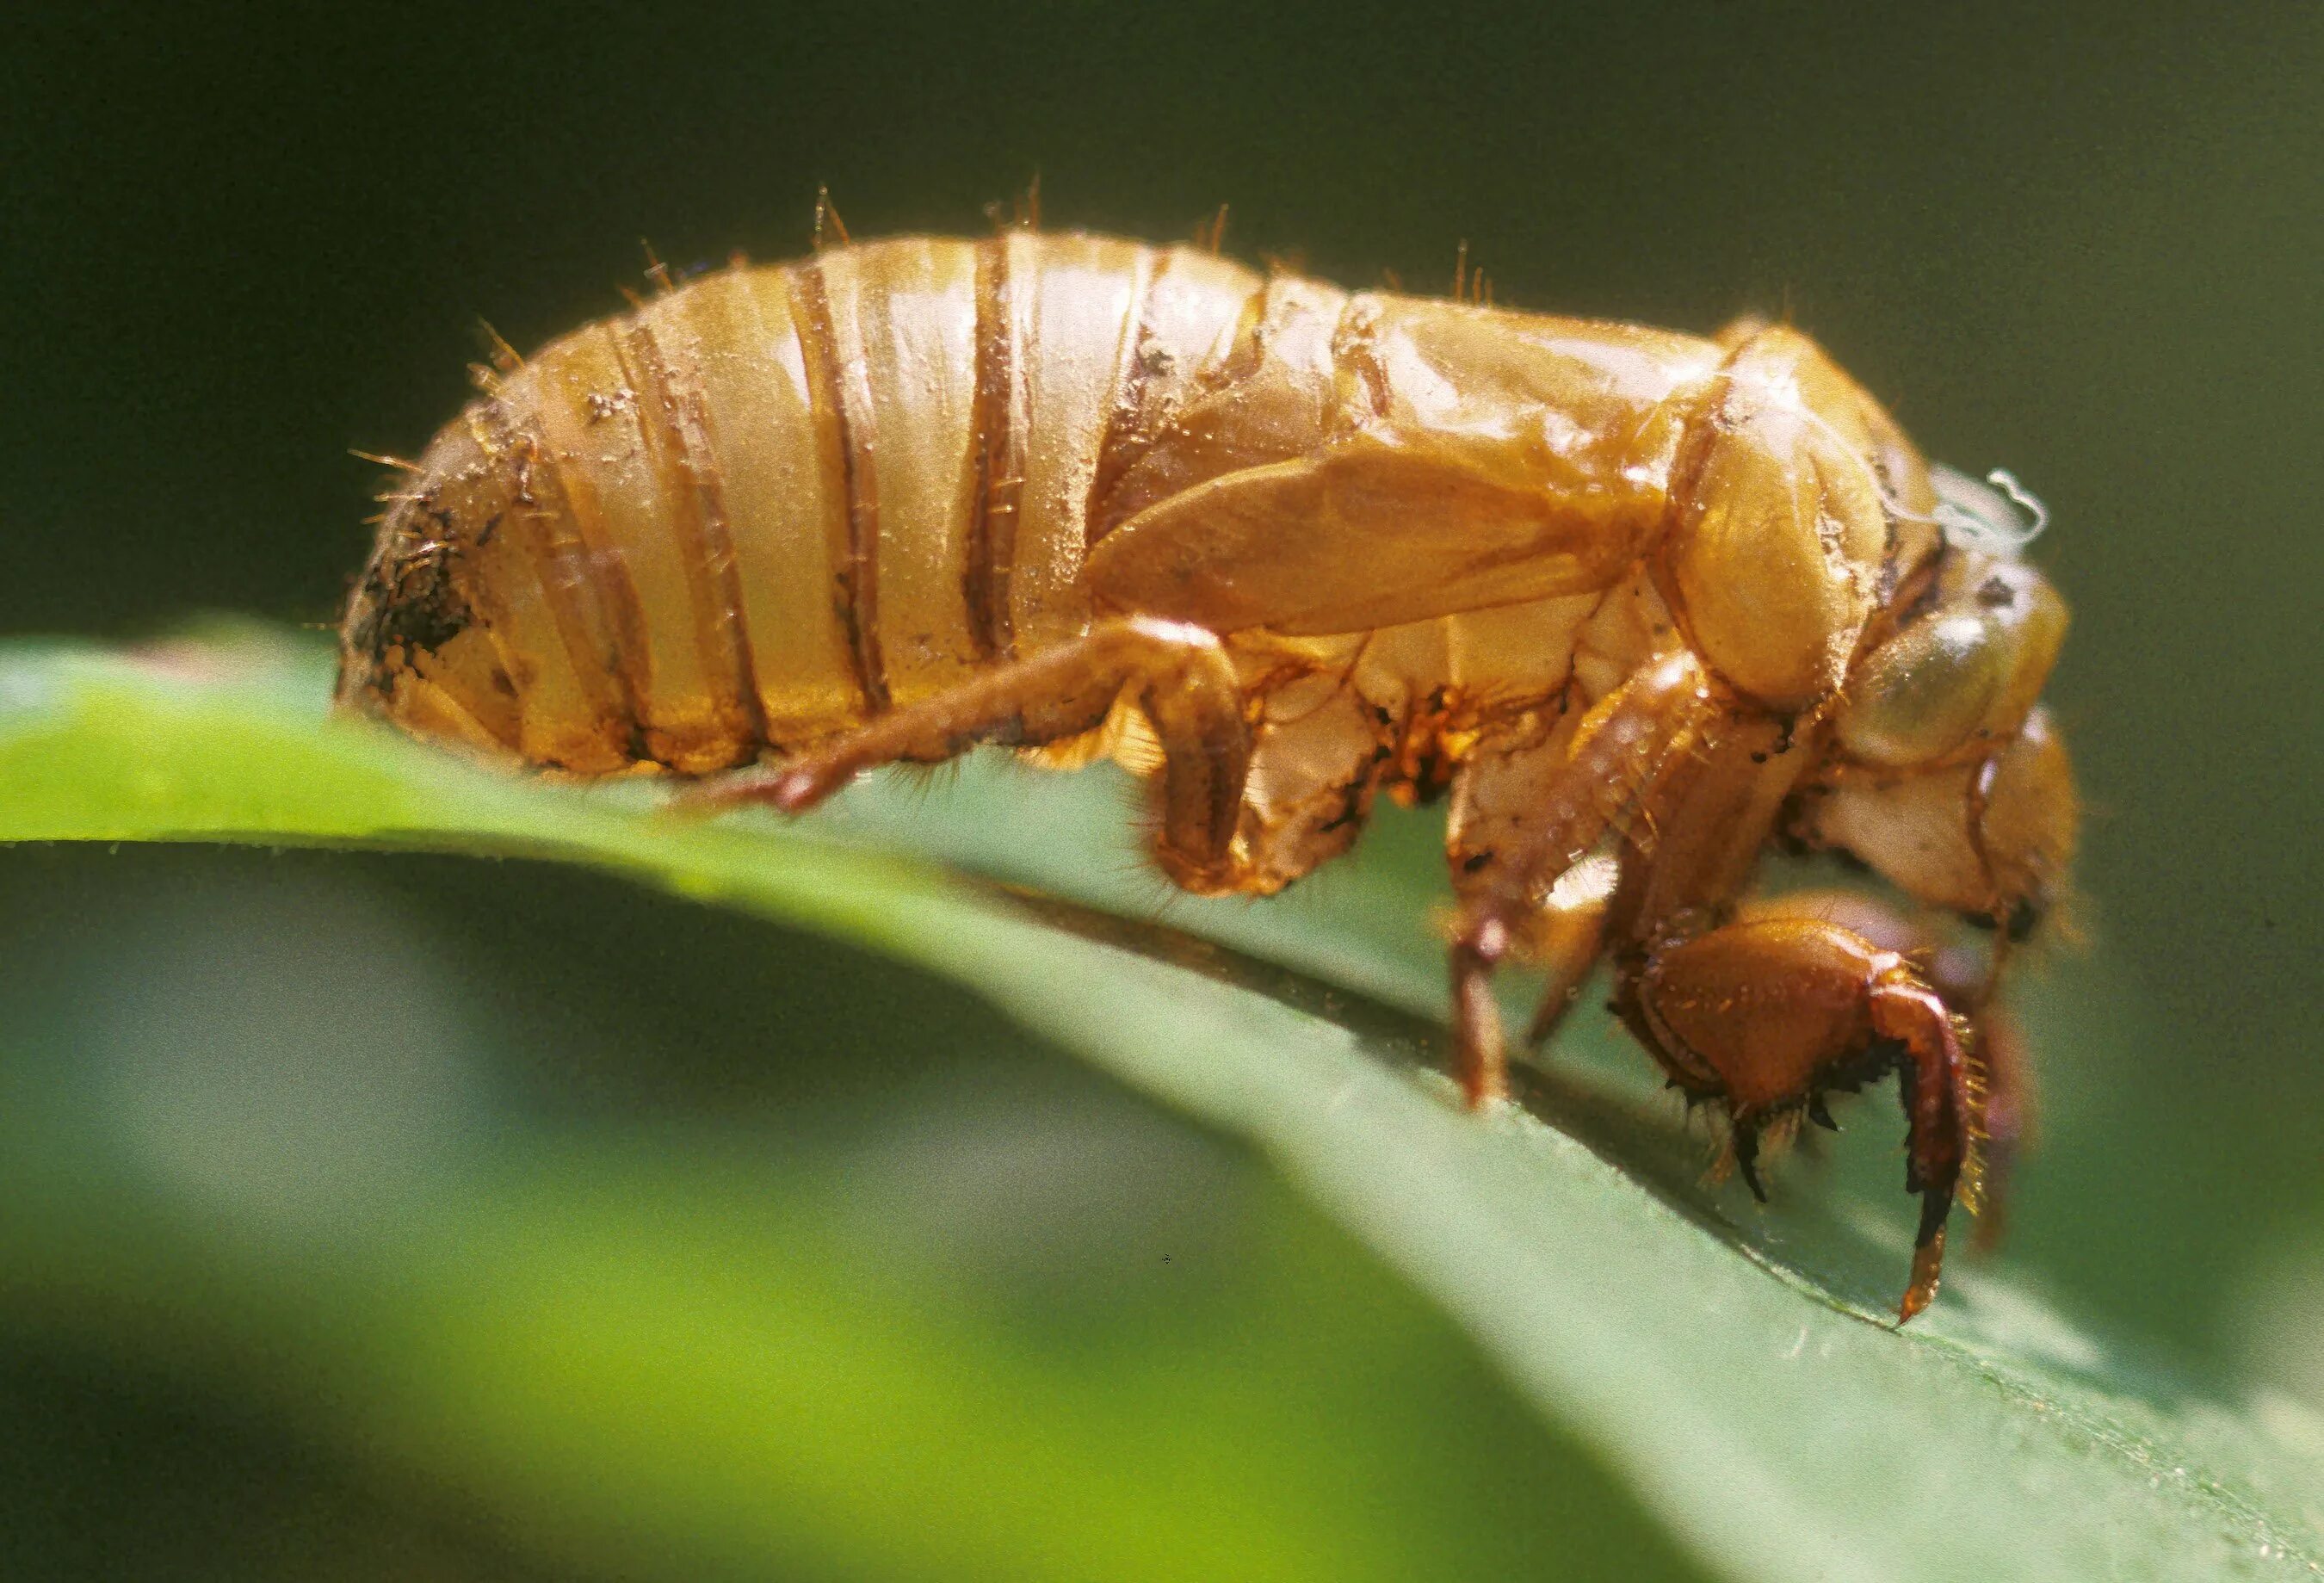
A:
[1452,239,1468,302]
[813,186,851,251]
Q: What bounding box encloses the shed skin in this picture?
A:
[343,230,2079,1321]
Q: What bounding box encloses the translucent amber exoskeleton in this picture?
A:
[342,227,2078,1320]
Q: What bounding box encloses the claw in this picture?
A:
[1733,1120,1768,1203]
[1899,1193,1952,1322]
[1807,1092,1839,1132]
[1634,916,1972,1324]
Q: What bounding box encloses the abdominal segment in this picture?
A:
[341,231,1713,780]
[342,234,1264,770]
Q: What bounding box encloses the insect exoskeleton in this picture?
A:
[341,225,2078,1321]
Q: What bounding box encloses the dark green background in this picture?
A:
[3,1,2319,1575]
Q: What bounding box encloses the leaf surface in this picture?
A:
[2,632,2318,1582]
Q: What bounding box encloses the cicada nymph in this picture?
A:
[340,225,2077,1320]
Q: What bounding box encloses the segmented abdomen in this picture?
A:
[341,234,1264,772]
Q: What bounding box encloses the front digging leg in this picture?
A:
[1732,888,2034,1252]
[1632,917,1974,1322]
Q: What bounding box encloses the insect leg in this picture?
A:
[1629,916,1974,1321]
[1874,968,1972,1321]
[1962,1005,2031,1252]
[1443,651,1715,1107]
[1728,888,2035,1250]
[1203,682,1404,897]
[1913,918,2033,1255]
[1518,879,1611,1054]
[685,616,1252,886]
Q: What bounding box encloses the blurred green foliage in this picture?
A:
[0,638,2317,1579]
[0,646,1706,1580]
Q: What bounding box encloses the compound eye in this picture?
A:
[1839,553,2067,769]
[1838,613,2006,767]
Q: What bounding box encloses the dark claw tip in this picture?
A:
[1915,1187,1953,1251]
[1732,1121,1767,1202]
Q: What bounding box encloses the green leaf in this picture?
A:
[2,628,2319,1582]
